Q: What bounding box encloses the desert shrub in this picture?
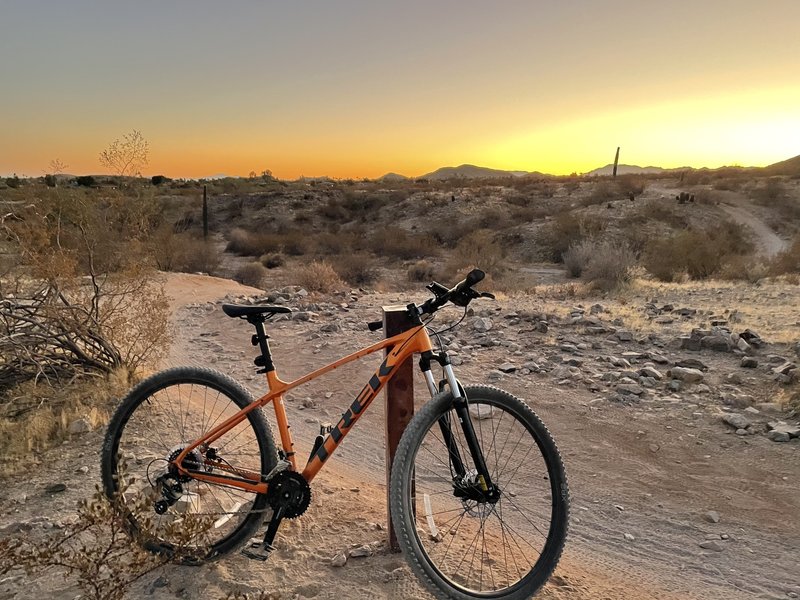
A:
[261,253,285,269]
[150,175,170,185]
[624,199,688,228]
[0,471,211,600]
[333,254,378,286]
[693,189,719,205]
[442,229,506,281]
[407,259,435,282]
[177,238,221,274]
[582,240,635,291]
[539,211,607,262]
[615,174,646,197]
[44,174,57,187]
[581,181,616,206]
[235,262,267,288]
[718,255,768,283]
[4,175,20,188]
[75,175,96,187]
[563,240,595,278]
[1,191,168,390]
[643,222,754,281]
[225,228,309,257]
[295,260,344,293]
[768,236,800,275]
[369,226,437,260]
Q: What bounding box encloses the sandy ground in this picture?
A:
[2,272,799,600]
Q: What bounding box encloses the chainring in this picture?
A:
[267,470,311,519]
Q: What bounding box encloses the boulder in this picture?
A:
[721,414,750,430]
[668,367,704,383]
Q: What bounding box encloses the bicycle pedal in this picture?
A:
[241,545,273,561]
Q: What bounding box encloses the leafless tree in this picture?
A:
[99,130,149,177]
[49,158,68,175]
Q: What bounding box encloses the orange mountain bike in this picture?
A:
[101,269,569,599]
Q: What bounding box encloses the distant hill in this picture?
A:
[421,164,530,180]
[377,172,410,182]
[764,154,800,176]
[585,164,671,176]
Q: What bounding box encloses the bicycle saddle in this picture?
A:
[221,304,292,319]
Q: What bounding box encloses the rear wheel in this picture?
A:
[101,367,278,560]
[390,386,569,599]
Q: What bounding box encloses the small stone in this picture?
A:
[68,418,92,435]
[706,511,720,523]
[473,318,493,332]
[699,540,724,552]
[330,552,348,567]
[348,544,373,558]
[498,362,517,373]
[639,366,663,380]
[767,430,791,443]
[722,414,751,430]
[741,357,758,368]
[77,466,89,474]
[623,533,635,541]
[668,367,704,383]
[45,483,67,494]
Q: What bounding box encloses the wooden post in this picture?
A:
[383,305,415,552]
[612,146,620,178]
[202,185,209,239]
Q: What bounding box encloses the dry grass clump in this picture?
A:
[151,228,221,274]
[235,262,267,288]
[440,230,506,282]
[294,260,344,293]
[563,239,634,290]
[0,372,129,465]
[407,259,436,282]
[260,253,285,269]
[333,254,378,287]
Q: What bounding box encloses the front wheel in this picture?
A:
[389,386,569,600]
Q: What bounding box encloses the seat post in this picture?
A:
[249,317,275,373]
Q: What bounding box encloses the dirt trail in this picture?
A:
[2,273,799,600]
[714,190,788,257]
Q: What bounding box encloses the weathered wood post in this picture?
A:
[202,184,209,239]
[612,146,620,178]
[383,305,415,552]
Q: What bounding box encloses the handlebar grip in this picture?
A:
[457,269,485,291]
[367,320,383,332]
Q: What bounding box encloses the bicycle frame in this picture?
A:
[173,323,437,494]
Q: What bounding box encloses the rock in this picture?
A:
[736,337,752,354]
[639,366,663,380]
[590,303,605,314]
[498,362,517,373]
[679,336,702,351]
[767,421,800,439]
[741,356,758,368]
[706,511,720,523]
[535,321,549,333]
[609,356,631,368]
[616,330,634,342]
[675,358,708,371]
[330,552,348,567]
[473,318,493,332]
[68,417,92,435]
[725,372,743,385]
[721,414,750,430]
[623,533,635,541]
[667,379,682,392]
[701,335,732,352]
[617,383,644,396]
[320,322,342,333]
[668,367,704,383]
[646,352,670,364]
[772,361,797,376]
[348,544,373,558]
[45,483,67,494]
[699,540,724,552]
[767,430,791,442]
[739,329,763,348]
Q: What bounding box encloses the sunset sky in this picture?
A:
[1,1,799,179]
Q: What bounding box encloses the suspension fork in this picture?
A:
[419,352,498,496]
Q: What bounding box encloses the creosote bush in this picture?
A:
[235,262,268,288]
[294,260,344,293]
[563,239,634,290]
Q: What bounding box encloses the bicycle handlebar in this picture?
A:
[367,269,493,331]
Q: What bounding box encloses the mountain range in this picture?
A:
[376,155,800,181]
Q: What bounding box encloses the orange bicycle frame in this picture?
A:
[173,323,435,494]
